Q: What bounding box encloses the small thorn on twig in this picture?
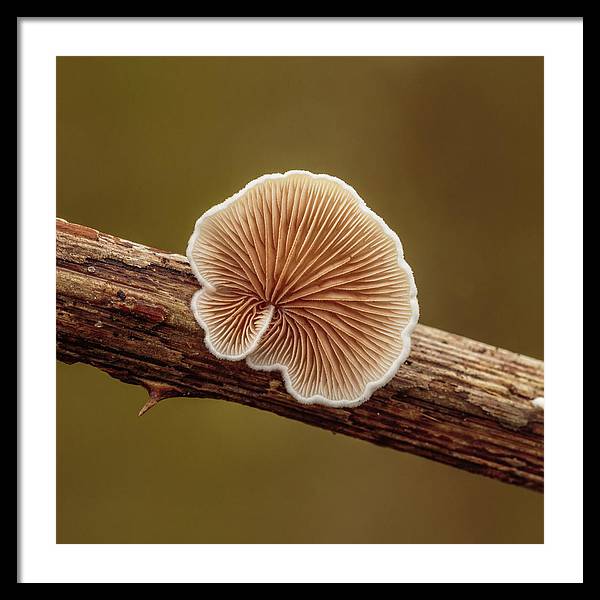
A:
[138,396,159,417]
[138,379,181,417]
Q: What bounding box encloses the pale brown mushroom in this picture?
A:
[186,170,419,407]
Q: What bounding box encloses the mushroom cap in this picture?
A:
[187,170,419,407]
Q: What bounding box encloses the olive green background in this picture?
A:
[57,57,543,544]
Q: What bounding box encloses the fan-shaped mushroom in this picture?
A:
[186,170,419,407]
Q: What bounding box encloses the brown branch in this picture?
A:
[56,218,544,492]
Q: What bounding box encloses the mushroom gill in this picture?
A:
[186,171,419,407]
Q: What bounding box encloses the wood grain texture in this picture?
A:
[56,218,544,491]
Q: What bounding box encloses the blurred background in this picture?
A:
[57,57,543,543]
